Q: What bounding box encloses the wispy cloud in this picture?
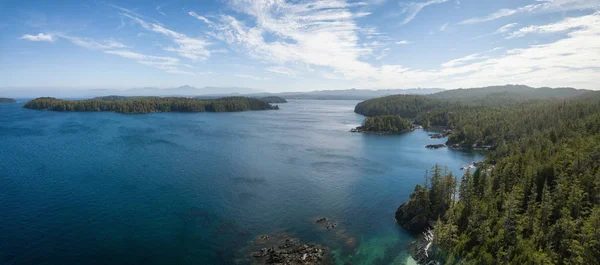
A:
[496,23,518,33]
[189,11,213,25]
[459,0,600,25]
[507,12,598,38]
[266,66,299,77]
[211,0,375,80]
[395,40,412,44]
[235,74,269,80]
[104,50,192,74]
[121,12,211,61]
[439,22,449,31]
[20,33,54,42]
[400,0,449,25]
[156,5,167,17]
[24,30,192,74]
[59,34,129,50]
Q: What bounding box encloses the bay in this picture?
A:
[0,100,482,265]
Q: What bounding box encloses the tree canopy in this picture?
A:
[23,96,278,114]
[395,90,600,264]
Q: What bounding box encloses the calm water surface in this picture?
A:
[0,100,482,265]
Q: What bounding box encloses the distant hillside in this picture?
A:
[0,97,16,103]
[429,84,588,101]
[355,85,592,117]
[260,96,287,103]
[250,88,444,100]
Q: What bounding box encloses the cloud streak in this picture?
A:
[459,0,600,25]
[21,33,54,42]
[120,12,211,61]
[401,0,449,25]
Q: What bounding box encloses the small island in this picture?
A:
[0,97,17,103]
[260,96,287,104]
[23,96,279,114]
[350,115,415,134]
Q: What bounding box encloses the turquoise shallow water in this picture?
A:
[0,100,482,265]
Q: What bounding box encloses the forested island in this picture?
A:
[0,97,16,103]
[260,96,287,104]
[351,115,414,134]
[23,96,279,114]
[358,85,600,264]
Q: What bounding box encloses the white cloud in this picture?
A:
[59,34,129,50]
[189,11,213,25]
[441,53,488,68]
[368,13,600,89]
[121,13,211,61]
[496,23,518,33]
[507,12,598,38]
[439,22,449,31]
[401,0,449,25]
[235,74,269,80]
[266,66,299,77]
[20,33,54,42]
[156,5,167,17]
[41,31,192,74]
[395,40,412,44]
[207,0,600,89]
[459,0,600,25]
[211,0,376,80]
[104,50,193,74]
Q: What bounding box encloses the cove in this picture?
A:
[0,100,483,265]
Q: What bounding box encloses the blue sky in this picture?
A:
[1,0,599,92]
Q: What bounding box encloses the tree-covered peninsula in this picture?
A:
[0,97,16,103]
[389,90,600,264]
[23,96,279,114]
[260,96,287,103]
[351,115,414,134]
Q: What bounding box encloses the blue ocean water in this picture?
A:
[0,100,482,265]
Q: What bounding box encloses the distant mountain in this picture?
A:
[354,84,593,117]
[118,85,262,96]
[245,88,444,100]
[429,84,589,101]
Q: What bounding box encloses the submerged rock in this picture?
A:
[314,217,338,231]
[248,234,329,265]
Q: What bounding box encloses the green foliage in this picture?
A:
[400,92,600,264]
[0,97,16,103]
[23,96,278,113]
[260,96,287,103]
[354,94,444,117]
[361,115,412,133]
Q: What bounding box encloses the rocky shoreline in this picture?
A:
[350,124,422,135]
[249,235,328,265]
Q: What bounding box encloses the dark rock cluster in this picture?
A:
[315,217,338,230]
[425,144,446,149]
[250,237,327,265]
[394,201,432,235]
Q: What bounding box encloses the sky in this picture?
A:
[1,0,600,92]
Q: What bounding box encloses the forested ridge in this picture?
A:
[23,96,278,113]
[356,115,413,133]
[355,85,590,118]
[260,96,287,103]
[380,88,600,264]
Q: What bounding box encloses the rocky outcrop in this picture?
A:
[250,236,328,265]
[315,217,338,230]
[425,144,446,149]
[394,201,432,235]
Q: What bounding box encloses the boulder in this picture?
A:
[394,201,431,235]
